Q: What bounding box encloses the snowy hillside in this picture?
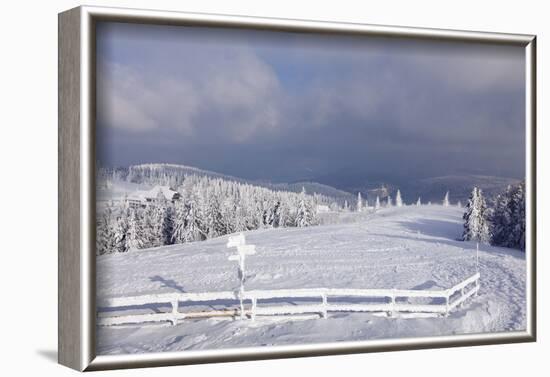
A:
[96,205,526,354]
[100,163,356,205]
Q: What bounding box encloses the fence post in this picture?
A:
[171,298,179,326]
[227,233,256,320]
[389,291,396,317]
[251,298,257,321]
[321,293,328,319]
[239,287,245,319]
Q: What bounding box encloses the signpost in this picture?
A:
[227,233,256,319]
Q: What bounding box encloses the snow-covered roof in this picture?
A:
[128,186,180,202]
[146,186,179,200]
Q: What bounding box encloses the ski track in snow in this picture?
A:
[96,206,526,355]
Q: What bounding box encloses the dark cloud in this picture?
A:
[96,22,525,184]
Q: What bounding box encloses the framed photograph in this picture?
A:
[58,6,536,371]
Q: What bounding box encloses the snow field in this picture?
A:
[96,205,525,354]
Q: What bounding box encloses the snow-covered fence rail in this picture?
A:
[97,273,480,326]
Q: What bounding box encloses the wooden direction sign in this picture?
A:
[236,244,256,255]
[226,233,246,248]
[226,232,256,319]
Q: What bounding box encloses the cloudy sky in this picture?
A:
[96,22,525,185]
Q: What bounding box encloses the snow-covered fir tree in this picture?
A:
[357,192,363,212]
[264,200,281,228]
[96,202,118,255]
[233,203,248,232]
[443,191,450,207]
[142,202,163,248]
[509,182,526,250]
[395,190,403,207]
[296,187,314,227]
[457,200,462,208]
[462,187,491,244]
[416,197,421,206]
[204,187,224,238]
[172,198,188,244]
[183,189,206,242]
[127,208,146,251]
[490,182,525,250]
[386,195,392,208]
[114,204,131,253]
[374,196,380,210]
[161,204,175,246]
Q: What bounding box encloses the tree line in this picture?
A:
[96,175,318,255]
[462,182,526,250]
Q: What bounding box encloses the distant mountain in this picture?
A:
[102,164,520,208]
[339,175,521,205]
[116,163,356,205]
[127,163,244,183]
[407,175,522,205]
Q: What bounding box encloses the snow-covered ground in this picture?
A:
[96,205,526,355]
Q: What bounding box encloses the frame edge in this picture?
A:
[68,5,537,371]
[82,5,535,46]
[526,36,537,342]
[58,5,83,372]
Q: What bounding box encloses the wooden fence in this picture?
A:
[97,273,480,326]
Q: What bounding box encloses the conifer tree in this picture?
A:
[443,191,450,207]
[510,182,526,250]
[185,190,206,242]
[96,203,117,255]
[234,203,248,232]
[204,188,223,238]
[296,187,313,227]
[462,187,491,244]
[491,183,525,250]
[161,204,175,246]
[172,198,189,244]
[395,190,403,207]
[490,185,512,246]
[127,208,146,251]
[114,203,131,253]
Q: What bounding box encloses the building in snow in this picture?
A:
[316,204,331,214]
[126,186,181,207]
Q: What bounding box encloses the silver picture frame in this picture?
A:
[58,5,537,371]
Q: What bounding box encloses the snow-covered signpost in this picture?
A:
[475,243,480,296]
[475,242,481,276]
[227,233,256,319]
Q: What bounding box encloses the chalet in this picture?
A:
[316,204,331,214]
[126,186,181,208]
